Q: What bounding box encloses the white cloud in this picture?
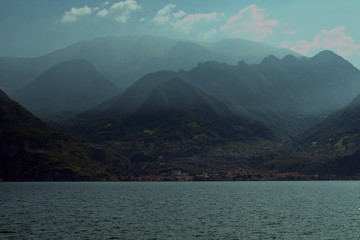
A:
[61,6,92,23]
[152,4,218,35]
[174,12,217,34]
[153,4,176,24]
[220,4,278,41]
[173,10,186,20]
[203,29,217,39]
[281,26,360,57]
[97,9,108,17]
[96,0,142,23]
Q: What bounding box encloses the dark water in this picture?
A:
[1,181,360,239]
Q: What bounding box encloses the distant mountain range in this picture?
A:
[90,77,274,142]
[0,35,299,95]
[49,49,360,178]
[12,59,119,120]
[77,50,360,138]
[2,35,360,180]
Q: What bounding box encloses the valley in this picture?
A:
[1,35,360,181]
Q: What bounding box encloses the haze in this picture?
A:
[1,0,360,68]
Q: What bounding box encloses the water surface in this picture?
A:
[1,181,360,239]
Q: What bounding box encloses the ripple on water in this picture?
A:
[1,181,360,239]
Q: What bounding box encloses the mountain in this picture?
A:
[58,77,276,175]
[125,77,273,138]
[252,51,360,115]
[0,89,128,181]
[123,78,274,150]
[84,70,178,116]
[0,57,48,94]
[0,35,299,94]
[201,38,298,64]
[69,77,274,141]
[300,93,360,154]
[145,41,226,73]
[12,59,119,120]
[261,92,360,177]
[77,50,360,139]
[133,77,233,118]
[186,51,360,135]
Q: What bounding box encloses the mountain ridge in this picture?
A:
[76,50,360,139]
[0,89,127,181]
[0,35,301,94]
[12,59,119,120]
[3,44,360,179]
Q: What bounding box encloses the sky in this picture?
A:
[1,0,360,68]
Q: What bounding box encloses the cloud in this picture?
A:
[153,4,176,24]
[173,10,186,20]
[152,4,217,35]
[96,0,142,23]
[61,6,92,23]
[220,4,278,41]
[174,12,217,34]
[203,29,217,39]
[281,26,360,57]
[97,9,108,17]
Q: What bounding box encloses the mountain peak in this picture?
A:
[12,58,119,120]
[282,54,299,63]
[237,60,250,67]
[47,59,96,76]
[310,50,355,69]
[197,61,224,68]
[133,77,233,119]
[315,50,338,57]
[311,50,344,62]
[260,55,281,65]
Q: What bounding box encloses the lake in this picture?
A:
[1,181,360,239]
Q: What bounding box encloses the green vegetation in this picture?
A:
[2,43,360,180]
[56,77,277,178]
[289,91,360,176]
[0,90,128,181]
